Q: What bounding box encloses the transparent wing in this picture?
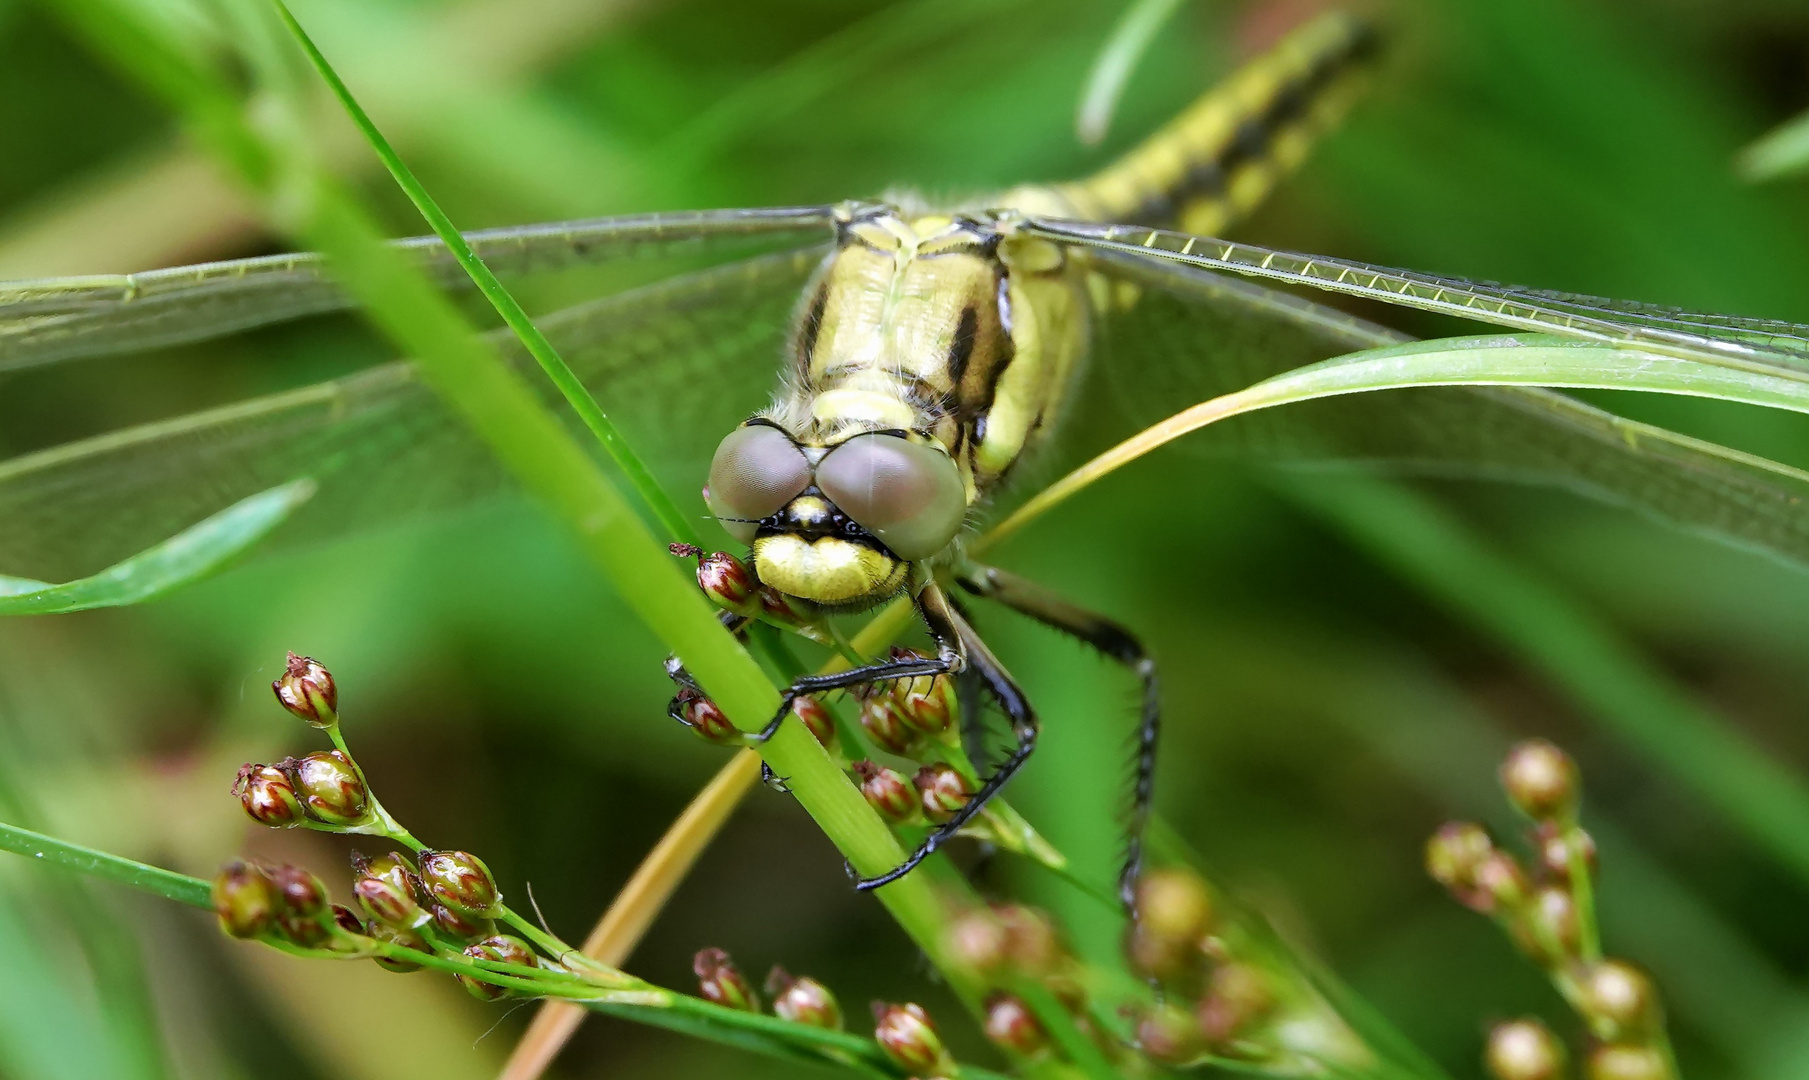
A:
[0,207,836,371]
[1027,218,1809,378]
[0,247,823,581]
[1040,250,1809,567]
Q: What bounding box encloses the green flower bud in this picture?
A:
[268,864,330,946]
[694,947,759,1011]
[1135,1001,1203,1065]
[872,1001,950,1075]
[368,921,428,973]
[852,760,919,823]
[1587,1044,1667,1080]
[212,860,277,939]
[983,993,1048,1056]
[272,652,338,728]
[1473,851,1531,913]
[887,648,956,738]
[1535,822,1598,883]
[233,763,305,828]
[857,691,919,756]
[790,695,836,751]
[351,851,429,930]
[1579,960,1660,1040]
[1198,962,1274,1044]
[417,850,500,917]
[913,763,973,823]
[1485,1018,1566,1080]
[1425,821,1493,892]
[459,933,538,1001]
[672,689,741,745]
[766,967,842,1029]
[1500,739,1579,822]
[285,750,370,826]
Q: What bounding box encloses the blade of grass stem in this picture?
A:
[1075,0,1187,146]
[0,819,210,909]
[270,0,697,548]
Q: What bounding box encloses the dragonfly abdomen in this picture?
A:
[1015,11,1377,236]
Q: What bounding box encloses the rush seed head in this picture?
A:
[417,850,501,917]
[368,921,428,973]
[913,762,974,823]
[1517,885,1580,964]
[691,549,763,618]
[1197,962,1275,1044]
[350,851,429,931]
[672,689,741,745]
[693,947,759,1012]
[872,1001,949,1075]
[858,693,919,756]
[1579,960,1660,1039]
[1473,851,1531,913]
[1135,1001,1203,1065]
[766,967,842,1029]
[285,750,370,827]
[212,860,278,939]
[886,648,956,738]
[459,934,537,1001]
[945,906,1010,972]
[1426,821,1494,893]
[790,695,836,750]
[1501,739,1580,822]
[272,652,338,728]
[1484,1018,1566,1080]
[1586,1044,1667,1080]
[983,993,1048,1056]
[1535,822,1598,882]
[852,759,919,823]
[233,763,304,828]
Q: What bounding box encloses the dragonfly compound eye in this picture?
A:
[707,424,813,543]
[816,434,966,561]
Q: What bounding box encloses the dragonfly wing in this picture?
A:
[0,207,836,371]
[1029,218,1809,377]
[0,247,822,581]
[1055,250,1809,567]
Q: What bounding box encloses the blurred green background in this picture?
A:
[3,0,1809,1077]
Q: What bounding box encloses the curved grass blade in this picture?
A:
[982,334,1809,550]
[0,820,210,909]
[0,479,313,615]
[1737,107,1809,182]
[271,0,699,547]
[1075,0,1188,146]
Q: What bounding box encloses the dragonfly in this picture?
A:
[7,11,1809,911]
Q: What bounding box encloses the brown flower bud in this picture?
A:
[852,760,919,824]
[1426,821,1494,892]
[430,902,492,942]
[212,861,277,939]
[1579,960,1660,1039]
[1484,1018,1565,1080]
[673,689,741,745]
[1473,851,1531,912]
[269,864,329,945]
[993,903,1062,976]
[887,649,956,738]
[351,851,429,931]
[1135,868,1215,944]
[1501,739,1580,822]
[417,850,500,917]
[790,695,836,750]
[331,904,365,936]
[945,907,1010,972]
[858,693,919,755]
[459,933,538,1001]
[272,652,338,728]
[233,763,305,828]
[983,993,1048,1056]
[1514,885,1580,964]
[1198,962,1274,1044]
[368,921,428,972]
[872,1001,950,1075]
[913,763,973,824]
[1135,1002,1203,1065]
[285,750,370,827]
[1587,1044,1668,1080]
[1535,823,1598,883]
[692,550,763,618]
[766,967,841,1029]
[694,947,759,1012]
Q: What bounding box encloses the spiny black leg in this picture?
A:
[856,583,1040,892]
[957,563,1160,917]
[746,652,955,743]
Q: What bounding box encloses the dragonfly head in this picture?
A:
[705,421,966,608]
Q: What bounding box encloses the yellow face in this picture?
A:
[750,497,911,608]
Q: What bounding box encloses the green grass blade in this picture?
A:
[0,820,210,909]
[983,334,1809,549]
[268,0,700,549]
[0,479,313,615]
[1076,0,1188,146]
[1277,471,1809,888]
[1737,107,1809,182]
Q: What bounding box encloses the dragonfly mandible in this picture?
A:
[6,11,1809,910]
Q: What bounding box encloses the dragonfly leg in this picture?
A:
[855,582,1040,893]
[956,562,1159,918]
